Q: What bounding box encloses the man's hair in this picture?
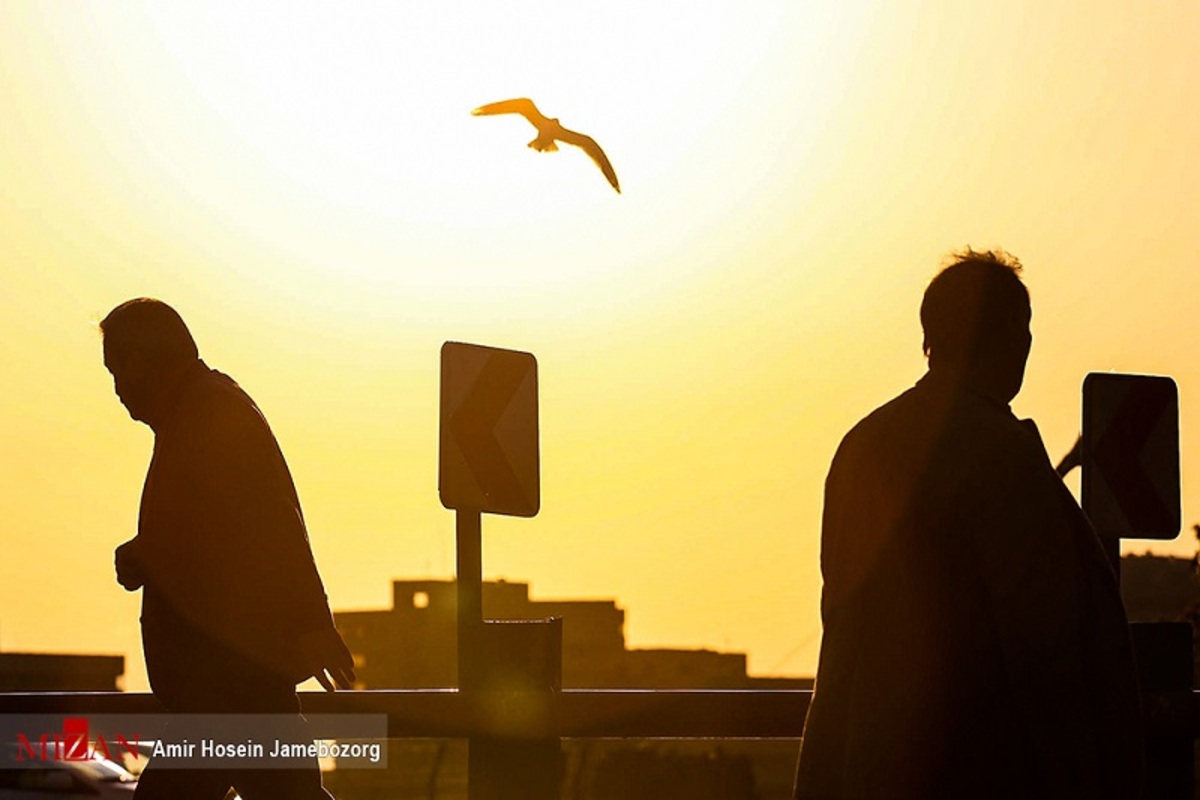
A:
[920,248,1029,367]
[100,298,199,366]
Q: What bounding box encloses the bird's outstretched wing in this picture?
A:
[558,128,620,193]
[471,98,548,127]
[474,98,621,193]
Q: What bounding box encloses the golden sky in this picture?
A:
[2,2,1199,690]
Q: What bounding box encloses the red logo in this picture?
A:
[15,717,140,763]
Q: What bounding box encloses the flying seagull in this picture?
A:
[472,98,620,193]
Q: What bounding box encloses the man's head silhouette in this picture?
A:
[101,298,198,427]
[920,249,1031,404]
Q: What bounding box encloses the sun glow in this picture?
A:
[45,1,849,307]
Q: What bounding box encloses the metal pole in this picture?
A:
[456,509,483,690]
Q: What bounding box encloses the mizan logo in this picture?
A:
[15,717,140,763]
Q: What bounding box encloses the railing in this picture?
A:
[0,689,807,738]
[2,686,1198,737]
[3,688,1196,797]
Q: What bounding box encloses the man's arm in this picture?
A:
[198,395,353,687]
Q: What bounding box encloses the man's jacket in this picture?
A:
[135,361,336,708]
[795,373,1142,799]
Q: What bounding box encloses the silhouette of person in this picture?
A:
[102,298,356,799]
[794,251,1143,799]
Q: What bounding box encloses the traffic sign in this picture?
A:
[439,342,540,516]
[1082,372,1180,540]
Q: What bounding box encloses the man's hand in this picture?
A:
[296,626,357,691]
[1055,435,1082,478]
[114,538,146,591]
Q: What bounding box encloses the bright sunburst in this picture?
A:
[51,2,829,300]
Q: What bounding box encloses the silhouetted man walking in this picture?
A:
[795,251,1142,799]
[102,298,355,799]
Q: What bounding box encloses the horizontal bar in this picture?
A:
[308,689,809,738]
[0,689,1193,740]
[0,690,800,738]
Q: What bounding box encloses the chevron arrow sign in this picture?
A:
[439,341,540,517]
[1082,372,1180,540]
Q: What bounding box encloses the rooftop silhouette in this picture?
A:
[334,578,809,690]
[0,651,124,692]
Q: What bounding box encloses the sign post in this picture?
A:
[439,341,559,800]
[455,509,482,690]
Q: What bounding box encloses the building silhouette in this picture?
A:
[1121,553,1200,623]
[334,579,808,690]
[0,652,124,691]
[327,579,805,800]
